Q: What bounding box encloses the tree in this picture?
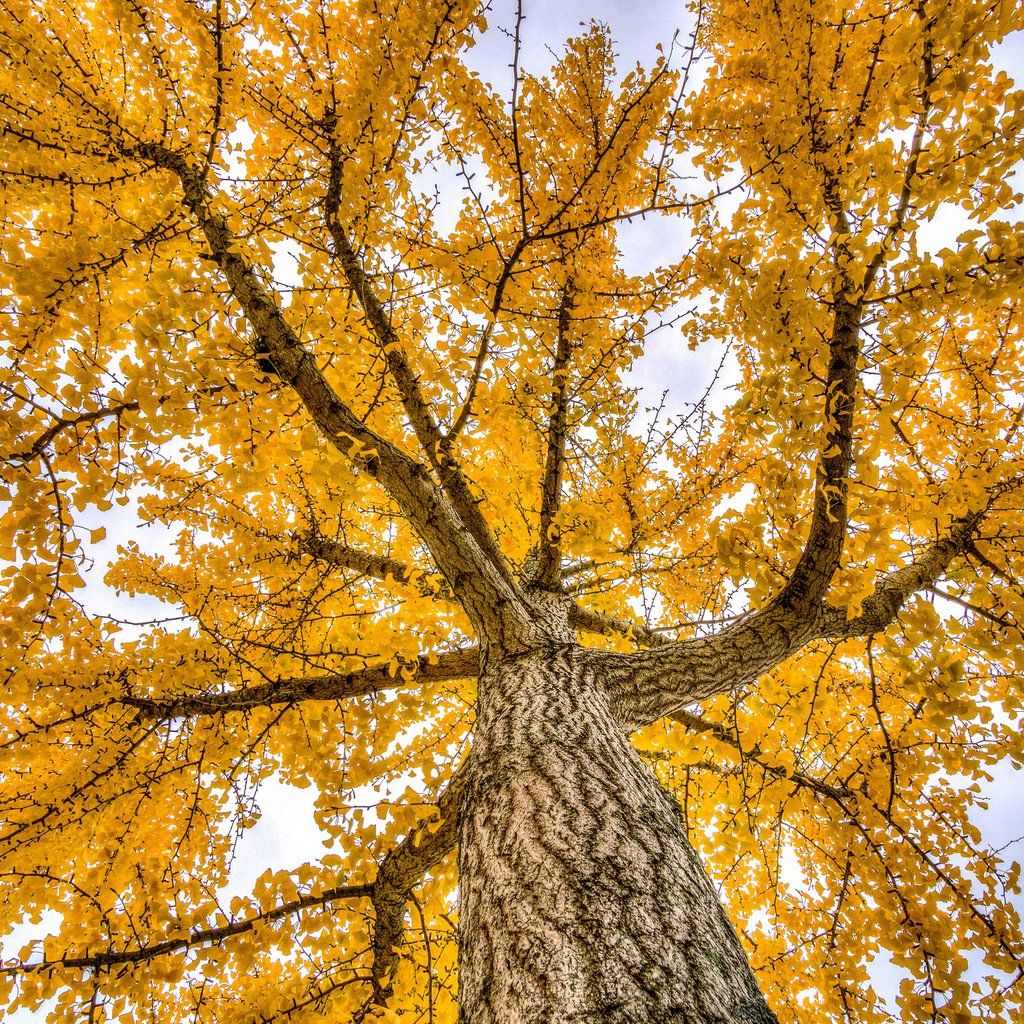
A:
[1,0,1023,1020]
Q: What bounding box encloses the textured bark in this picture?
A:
[119,647,478,720]
[459,645,777,1024]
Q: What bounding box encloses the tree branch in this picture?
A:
[6,385,230,465]
[0,764,466,1000]
[119,648,479,720]
[670,709,854,801]
[321,132,519,596]
[595,605,822,733]
[368,761,467,1005]
[444,238,529,447]
[819,512,985,640]
[6,400,140,464]
[774,176,862,612]
[773,10,937,613]
[0,882,374,976]
[928,585,1020,634]
[509,0,529,237]
[567,602,669,647]
[132,143,532,647]
[596,512,986,732]
[296,530,455,602]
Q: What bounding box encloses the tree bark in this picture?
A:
[458,644,778,1024]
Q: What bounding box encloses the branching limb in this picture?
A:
[928,586,1021,634]
[201,0,227,175]
[567,602,669,648]
[636,177,867,705]
[0,882,374,976]
[5,385,229,465]
[444,318,497,444]
[774,178,862,612]
[862,7,935,281]
[5,400,139,464]
[966,535,1019,587]
[778,31,936,612]
[532,43,682,238]
[0,766,467,1003]
[596,511,988,732]
[593,176,869,722]
[819,512,985,640]
[296,531,414,582]
[120,648,479,720]
[296,530,455,602]
[132,143,531,646]
[444,238,529,447]
[321,134,519,596]
[368,761,467,1006]
[822,783,1024,977]
[509,0,529,237]
[670,709,855,801]
[535,282,575,589]
[594,605,823,733]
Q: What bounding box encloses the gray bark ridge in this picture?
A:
[458,644,777,1024]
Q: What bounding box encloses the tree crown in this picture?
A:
[1,0,1023,1021]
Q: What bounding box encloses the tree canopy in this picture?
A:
[1,0,1023,1021]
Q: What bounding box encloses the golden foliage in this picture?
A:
[0,0,1022,1020]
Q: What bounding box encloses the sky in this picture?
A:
[225,0,711,953]
[229,1,1024,1013]
[467,0,717,409]
[231,0,707,942]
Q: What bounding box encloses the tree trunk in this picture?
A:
[458,644,778,1024]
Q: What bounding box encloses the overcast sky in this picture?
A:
[231,0,1024,910]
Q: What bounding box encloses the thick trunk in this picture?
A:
[458,644,778,1024]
